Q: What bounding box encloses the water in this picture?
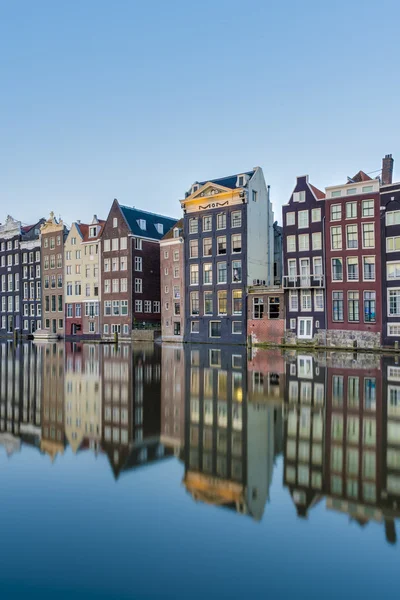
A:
[0,341,399,599]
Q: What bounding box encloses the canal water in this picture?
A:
[0,341,398,599]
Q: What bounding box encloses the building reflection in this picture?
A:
[283,350,400,545]
[40,341,66,460]
[183,345,283,521]
[160,344,185,455]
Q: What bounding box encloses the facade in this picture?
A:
[325,171,382,349]
[273,221,283,285]
[247,285,284,346]
[181,168,274,344]
[282,176,326,344]
[64,216,104,337]
[101,200,176,339]
[0,216,44,335]
[40,213,68,337]
[160,219,185,341]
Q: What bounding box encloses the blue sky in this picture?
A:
[0,0,399,226]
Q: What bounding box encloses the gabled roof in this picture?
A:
[162,218,184,241]
[349,170,372,183]
[197,170,255,190]
[309,183,325,199]
[120,205,177,240]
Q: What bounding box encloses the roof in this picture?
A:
[349,170,372,183]
[162,218,184,241]
[309,183,325,199]
[76,219,106,242]
[198,170,255,190]
[120,205,177,240]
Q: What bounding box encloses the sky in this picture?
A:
[0,0,399,227]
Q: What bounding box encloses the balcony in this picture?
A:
[283,274,325,289]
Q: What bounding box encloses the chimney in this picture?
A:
[382,154,394,185]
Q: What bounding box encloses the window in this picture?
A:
[217,213,226,229]
[361,256,375,282]
[301,290,311,311]
[173,285,180,299]
[332,258,343,281]
[232,234,241,253]
[189,239,198,259]
[112,300,120,315]
[113,217,118,228]
[364,378,376,411]
[232,261,242,283]
[298,318,312,339]
[135,256,142,271]
[362,199,374,217]
[387,262,400,281]
[173,250,179,262]
[289,290,298,311]
[252,190,257,202]
[313,256,323,276]
[153,301,160,313]
[138,219,146,230]
[217,262,227,284]
[293,191,305,203]
[331,226,342,250]
[232,321,242,334]
[203,238,212,256]
[135,278,142,293]
[298,234,309,251]
[190,292,199,315]
[203,216,212,232]
[191,321,199,333]
[348,291,360,322]
[333,292,344,321]
[312,232,321,251]
[298,210,309,229]
[231,211,241,228]
[346,224,358,249]
[269,297,280,319]
[290,318,296,329]
[111,257,119,272]
[287,235,296,252]
[346,202,357,219]
[217,236,226,255]
[253,297,264,319]
[362,223,374,248]
[346,187,356,196]
[144,300,151,313]
[135,300,143,312]
[331,204,342,221]
[204,291,213,315]
[190,264,199,285]
[203,263,212,284]
[314,289,324,311]
[364,291,376,322]
[347,257,359,281]
[173,266,179,278]
[209,321,221,338]
[189,218,198,234]
[386,211,400,226]
[112,279,119,293]
[135,238,142,250]
[311,208,321,222]
[174,302,180,315]
[103,239,110,252]
[286,212,295,226]
[218,290,227,315]
[232,290,242,314]
[120,256,127,270]
[387,237,400,252]
[67,304,73,318]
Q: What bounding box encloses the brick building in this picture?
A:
[101,200,176,339]
[160,219,185,341]
[247,285,284,346]
[324,171,382,349]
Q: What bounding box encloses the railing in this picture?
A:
[283,274,325,289]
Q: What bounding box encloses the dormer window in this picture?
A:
[89,226,97,238]
[138,219,146,230]
[293,191,306,203]
[192,184,199,194]
[155,223,163,234]
[173,228,179,238]
[238,175,244,187]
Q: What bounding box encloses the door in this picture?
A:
[52,319,57,334]
[300,259,310,288]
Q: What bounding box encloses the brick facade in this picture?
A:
[247,287,285,345]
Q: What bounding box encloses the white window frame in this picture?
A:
[298,210,309,229]
[298,317,313,339]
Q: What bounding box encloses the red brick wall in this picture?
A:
[247,291,285,345]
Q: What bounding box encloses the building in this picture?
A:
[40,213,68,337]
[379,155,400,347]
[64,216,105,337]
[282,176,326,344]
[273,221,283,285]
[325,171,382,349]
[100,199,177,339]
[0,215,44,335]
[181,168,274,344]
[247,285,285,346]
[160,219,185,341]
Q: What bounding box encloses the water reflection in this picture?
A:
[0,341,400,543]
